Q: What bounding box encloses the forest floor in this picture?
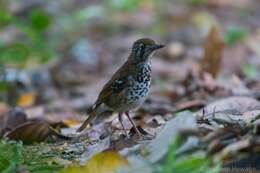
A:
[1,0,260,173]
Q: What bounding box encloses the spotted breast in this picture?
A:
[104,61,152,112]
[121,61,151,111]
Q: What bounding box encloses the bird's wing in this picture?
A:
[95,60,131,104]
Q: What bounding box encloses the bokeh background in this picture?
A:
[1,0,260,107]
[1,0,260,172]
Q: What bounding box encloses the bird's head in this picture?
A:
[130,38,164,63]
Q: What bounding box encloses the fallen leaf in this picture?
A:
[175,100,206,112]
[200,26,224,78]
[62,119,81,128]
[5,122,50,144]
[17,92,36,107]
[60,151,128,173]
[197,96,260,119]
[4,120,71,144]
[147,111,197,162]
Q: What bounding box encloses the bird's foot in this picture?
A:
[130,126,154,140]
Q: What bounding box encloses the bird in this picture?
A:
[77,38,164,136]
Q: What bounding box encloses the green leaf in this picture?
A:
[0,43,30,65]
[242,64,258,79]
[159,134,221,173]
[187,0,208,5]
[224,27,248,45]
[161,135,183,173]
[0,81,10,91]
[0,10,13,26]
[30,10,51,32]
[32,38,56,63]
[173,156,209,173]
[0,141,23,173]
[108,0,142,11]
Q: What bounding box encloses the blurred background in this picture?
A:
[0,0,260,117]
[1,1,260,172]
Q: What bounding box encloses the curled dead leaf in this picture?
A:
[5,121,50,144]
[200,26,224,78]
[175,100,206,112]
[5,121,71,144]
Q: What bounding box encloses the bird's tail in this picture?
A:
[77,103,100,132]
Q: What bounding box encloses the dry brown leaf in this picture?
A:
[201,26,224,78]
[5,122,51,144]
[175,100,206,112]
[5,121,72,144]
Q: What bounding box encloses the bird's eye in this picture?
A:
[140,43,145,49]
[139,43,145,57]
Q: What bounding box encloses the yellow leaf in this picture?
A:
[60,151,128,173]
[17,92,36,107]
[62,119,81,128]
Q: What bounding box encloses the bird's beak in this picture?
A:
[151,44,165,51]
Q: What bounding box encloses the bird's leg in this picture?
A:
[125,111,142,137]
[118,112,128,136]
